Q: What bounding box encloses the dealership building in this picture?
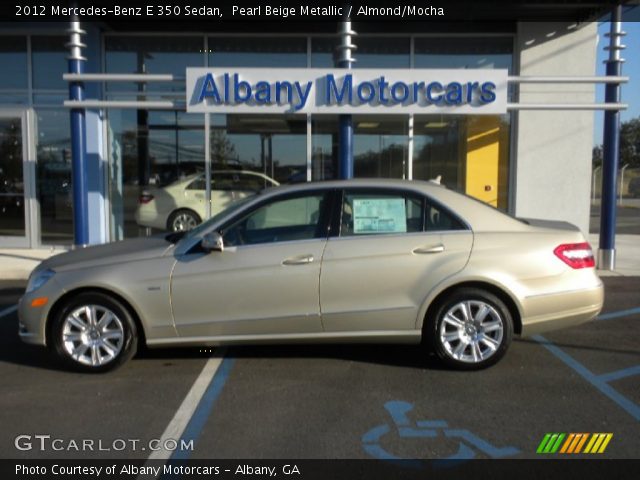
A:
[0,4,629,256]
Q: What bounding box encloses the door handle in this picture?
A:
[413,244,445,254]
[282,254,314,265]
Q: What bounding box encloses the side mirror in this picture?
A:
[201,231,224,252]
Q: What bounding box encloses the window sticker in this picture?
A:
[352,198,407,234]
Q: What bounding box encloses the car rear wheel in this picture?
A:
[428,288,513,370]
[50,292,138,373]
[168,209,201,232]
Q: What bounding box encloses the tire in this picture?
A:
[50,292,138,373]
[427,287,513,370]
[167,209,201,232]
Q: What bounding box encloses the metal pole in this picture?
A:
[598,4,626,271]
[619,164,628,206]
[592,165,601,205]
[67,17,89,247]
[336,17,356,179]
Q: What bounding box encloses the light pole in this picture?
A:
[598,4,626,270]
[336,17,356,179]
[67,16,89,247]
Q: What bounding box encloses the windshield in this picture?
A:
[181,195,258,241]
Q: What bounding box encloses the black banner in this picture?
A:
[2,0,638,24]
[5,459,640,480]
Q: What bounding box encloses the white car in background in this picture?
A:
[135,170,279,232]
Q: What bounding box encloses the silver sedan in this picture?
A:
[19,179,603,372]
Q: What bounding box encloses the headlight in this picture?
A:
[26,269,55,294]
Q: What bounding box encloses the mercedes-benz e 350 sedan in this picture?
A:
[19,179,603,372]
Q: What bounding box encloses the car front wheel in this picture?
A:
[428,288,513,370]
[50,292,138,373]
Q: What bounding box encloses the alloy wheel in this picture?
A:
[61,305,125,367]
[438,300,504,363]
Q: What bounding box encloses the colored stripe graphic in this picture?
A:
[538,433,613,454]
[537,433,565,453]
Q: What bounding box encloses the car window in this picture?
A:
[187,173,273,193]
[235,174,272,192]
[186,177,205,190]
[223,193,328,246]
[341,191,424,236]
[425,201,466,231]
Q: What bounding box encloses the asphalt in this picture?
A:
[0,278,638,461]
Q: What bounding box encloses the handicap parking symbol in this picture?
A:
[362,401,519,464]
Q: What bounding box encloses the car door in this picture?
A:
[170,190,333,338]
[320,188,473,332]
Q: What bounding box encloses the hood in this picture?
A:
[41,235,174,273]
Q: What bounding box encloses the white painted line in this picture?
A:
[0,305,18,319]
[147,350,225,461]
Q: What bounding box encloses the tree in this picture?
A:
[210,130,237,166]
[593,116,640,168]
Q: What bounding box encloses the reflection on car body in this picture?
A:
[19,179,603,372]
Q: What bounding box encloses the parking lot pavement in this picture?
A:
[0,281,211,460]
[0,278,638,461]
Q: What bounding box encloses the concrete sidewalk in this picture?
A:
[588,234,640,277]
[1,234,639,280]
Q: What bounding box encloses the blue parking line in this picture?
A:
[532,334,640,422]
[170,357,236,461]
[597,307,640,321]
[597,365,640,383]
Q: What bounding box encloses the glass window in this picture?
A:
[413,115,510,210]
[354,37,410,69]
[354,116,409,178]
[105,36,203,93]
[210,114,306,185]
[223,193,327,246]
[107,109,204,239]
[31,36,67,91]
[311,36,410,68]
[341,190,423,236]
[208,37,307,67]
[413,117,465,191]
[0,117,25,237]
[414,37,513,72]
[425,201,466,231]
[0,36,28,95]
[310,37,336,68]
[36,109,73,244]
[312,115,410,181]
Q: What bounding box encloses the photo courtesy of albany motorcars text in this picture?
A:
[18,178,603,372]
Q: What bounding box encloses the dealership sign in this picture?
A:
[186,68,508,114]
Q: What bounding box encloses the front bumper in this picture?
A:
[18,278,65,347]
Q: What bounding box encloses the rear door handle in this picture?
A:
[282,254,314,265]
[413,244,445,254]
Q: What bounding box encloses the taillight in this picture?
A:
[139,192,154,204]
[553,242,595,269]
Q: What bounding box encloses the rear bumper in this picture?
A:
[134,207,166,230]
[520,283,604,336]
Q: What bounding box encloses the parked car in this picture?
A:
[135,170,279,232]
[20,179,603,372]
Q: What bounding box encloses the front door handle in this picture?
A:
[413,244,445,254]
[282,254,314,265]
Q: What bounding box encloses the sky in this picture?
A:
[593,5,639,146]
